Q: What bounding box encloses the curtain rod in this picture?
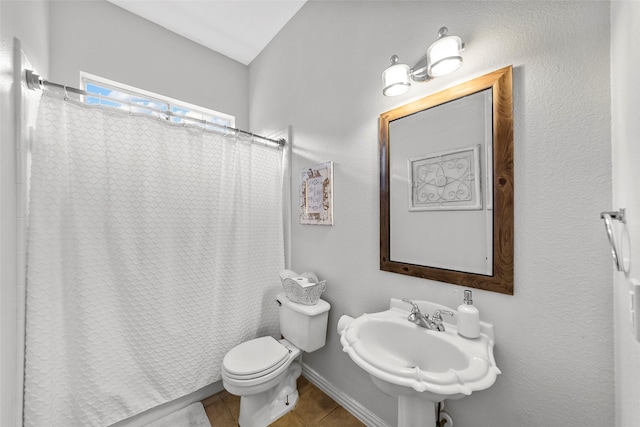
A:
[24,70,285,148]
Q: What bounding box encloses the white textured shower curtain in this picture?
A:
[23,93,285,426]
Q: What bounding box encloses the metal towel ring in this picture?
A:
[600,208,627,272]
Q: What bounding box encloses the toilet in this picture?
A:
[221,292,331,427]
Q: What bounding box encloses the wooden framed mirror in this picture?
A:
[379,66,513,294]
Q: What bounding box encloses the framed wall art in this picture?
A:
[408,145,482,211]
[299,161,333,225]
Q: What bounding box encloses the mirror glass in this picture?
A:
[379,66,513,294]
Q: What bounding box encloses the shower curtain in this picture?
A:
[23,93,285,426]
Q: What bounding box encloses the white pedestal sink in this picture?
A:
[337,298,500,427]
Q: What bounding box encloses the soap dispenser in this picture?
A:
[457,290,480,338]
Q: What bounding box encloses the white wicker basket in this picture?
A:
[279,270,326,305]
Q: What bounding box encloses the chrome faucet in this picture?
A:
[402,299,454,331]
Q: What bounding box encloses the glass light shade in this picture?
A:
[427,35,463,77]
[382,63,410,96]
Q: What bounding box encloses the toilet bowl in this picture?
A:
[221,293,330,427]
[222,337,301,395]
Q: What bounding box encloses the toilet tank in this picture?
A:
[276,292,330,352]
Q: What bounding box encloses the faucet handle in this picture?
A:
[432,310,454,321]
[402,298,421,313]
[431,310,454,332]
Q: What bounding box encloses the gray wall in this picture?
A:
[49,0,249,129]
[612,2,640,426]
[249,1,612,426]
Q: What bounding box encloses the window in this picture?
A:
[81,72,235,129]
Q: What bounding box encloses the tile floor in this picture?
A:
[202,376,365,427]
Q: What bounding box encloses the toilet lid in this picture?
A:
[223,336,289,379]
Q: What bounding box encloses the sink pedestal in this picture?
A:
[398,396,436,427]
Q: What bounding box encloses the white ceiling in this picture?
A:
[107,0,307,65]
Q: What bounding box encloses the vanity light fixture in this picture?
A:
[382,27,465,96]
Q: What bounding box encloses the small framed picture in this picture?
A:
[299,161,333,225]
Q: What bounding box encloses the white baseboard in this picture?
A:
[301,364,390,427]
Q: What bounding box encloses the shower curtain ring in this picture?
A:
[63,85,69,101]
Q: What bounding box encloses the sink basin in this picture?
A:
[338,298,500,427]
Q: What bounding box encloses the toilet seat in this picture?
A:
[222,336,290,380]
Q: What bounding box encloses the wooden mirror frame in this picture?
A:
[379,66,513,294]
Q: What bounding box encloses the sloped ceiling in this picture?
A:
[107,0,307,65]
